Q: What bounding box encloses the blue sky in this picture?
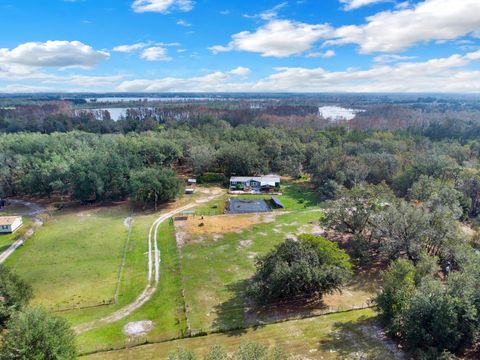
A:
[0,0,479,92]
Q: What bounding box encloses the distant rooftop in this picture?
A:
[230,175,280,182]
[0,216,21,226]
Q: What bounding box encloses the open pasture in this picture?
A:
[178,209,378,334]
[82,308,400,360]
[5,204,131,311]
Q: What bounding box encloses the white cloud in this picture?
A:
[132,0,194,13]
[244,2,288,21]
[117,71,231,92]
[177,19,191,27]
[140,47,172,61]
[340,0,391,11]
[330,0,480,53]
[229,66,251,76]
[115,50,480,93]
[113,43,147,53]
[373,54,416,63]
[210,19,332,57]
[0,84,53,93]
[0,40,109,68]
[306,50,336,58]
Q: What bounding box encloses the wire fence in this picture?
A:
[79,302,374,357]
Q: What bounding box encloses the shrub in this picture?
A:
[248,234,352,302]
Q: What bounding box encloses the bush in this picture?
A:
[0,265,32,328]
[197,172,226,184]
[248,234,352,303]
[0,307,76,360]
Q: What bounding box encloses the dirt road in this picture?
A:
[74,191,223,334]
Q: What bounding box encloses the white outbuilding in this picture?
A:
[0,216,23,234]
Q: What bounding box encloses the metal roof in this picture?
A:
[271,196,285,208]
[230,176,280,183]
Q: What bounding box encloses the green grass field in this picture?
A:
[194,182,318,216]
[4,184,383,358]
[82,308,398,360]
[179,208,376,334]
[5,205,131,310]
[74,220,187,354]
[234,182,318,212]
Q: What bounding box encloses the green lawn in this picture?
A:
[82,308,399,360]
[194,181,318,216]
[60,211,154,326]
[235,182,318,211]
[74,221,187,354]
[180,210,326,333]
[5,205,131,311]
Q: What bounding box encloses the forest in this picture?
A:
[2,99,480,358]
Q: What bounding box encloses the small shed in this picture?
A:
[0,216,23,234]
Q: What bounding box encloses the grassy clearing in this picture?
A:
[74,221,187,354]
[192,181,318,216]
[178,211,374,333]
[82,308,398,360]
[5,205,130,310]
[234,182,318,212]
[60,211,156,326]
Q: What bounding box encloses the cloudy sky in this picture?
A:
[1,0,480,93]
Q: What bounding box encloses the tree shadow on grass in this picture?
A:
[0,244,11,253]
[318,316,406,360]
[213,279,329,337]
[212,280,250,335]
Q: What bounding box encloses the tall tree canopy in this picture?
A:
[248,235,352,302]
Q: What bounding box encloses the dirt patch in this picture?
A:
[123,321,154,337]
[174,213,278,246]
[239,239,253,248]
[285,233,298,241]
[175,220,187,247]
[359,323,407,359]
[298,221,326,236]
[213,234,224,241]
[123,217,133,229]
[461,224,476,238]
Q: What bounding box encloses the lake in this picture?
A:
[318,106,364,121]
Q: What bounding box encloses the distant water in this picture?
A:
[103,108,127,120]
[76,108,129,121]
[319,106,364,121]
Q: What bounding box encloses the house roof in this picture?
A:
[230,176,280,184]
[0,216,21,226]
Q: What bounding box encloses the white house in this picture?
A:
[0,216,23,234]
[230,176,280,192]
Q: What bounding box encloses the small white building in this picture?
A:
[0,216,23,234]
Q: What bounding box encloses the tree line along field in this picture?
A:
[2,111,480,358]
[1,181,385,358]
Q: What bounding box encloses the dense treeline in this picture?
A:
[1,117,480,210]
